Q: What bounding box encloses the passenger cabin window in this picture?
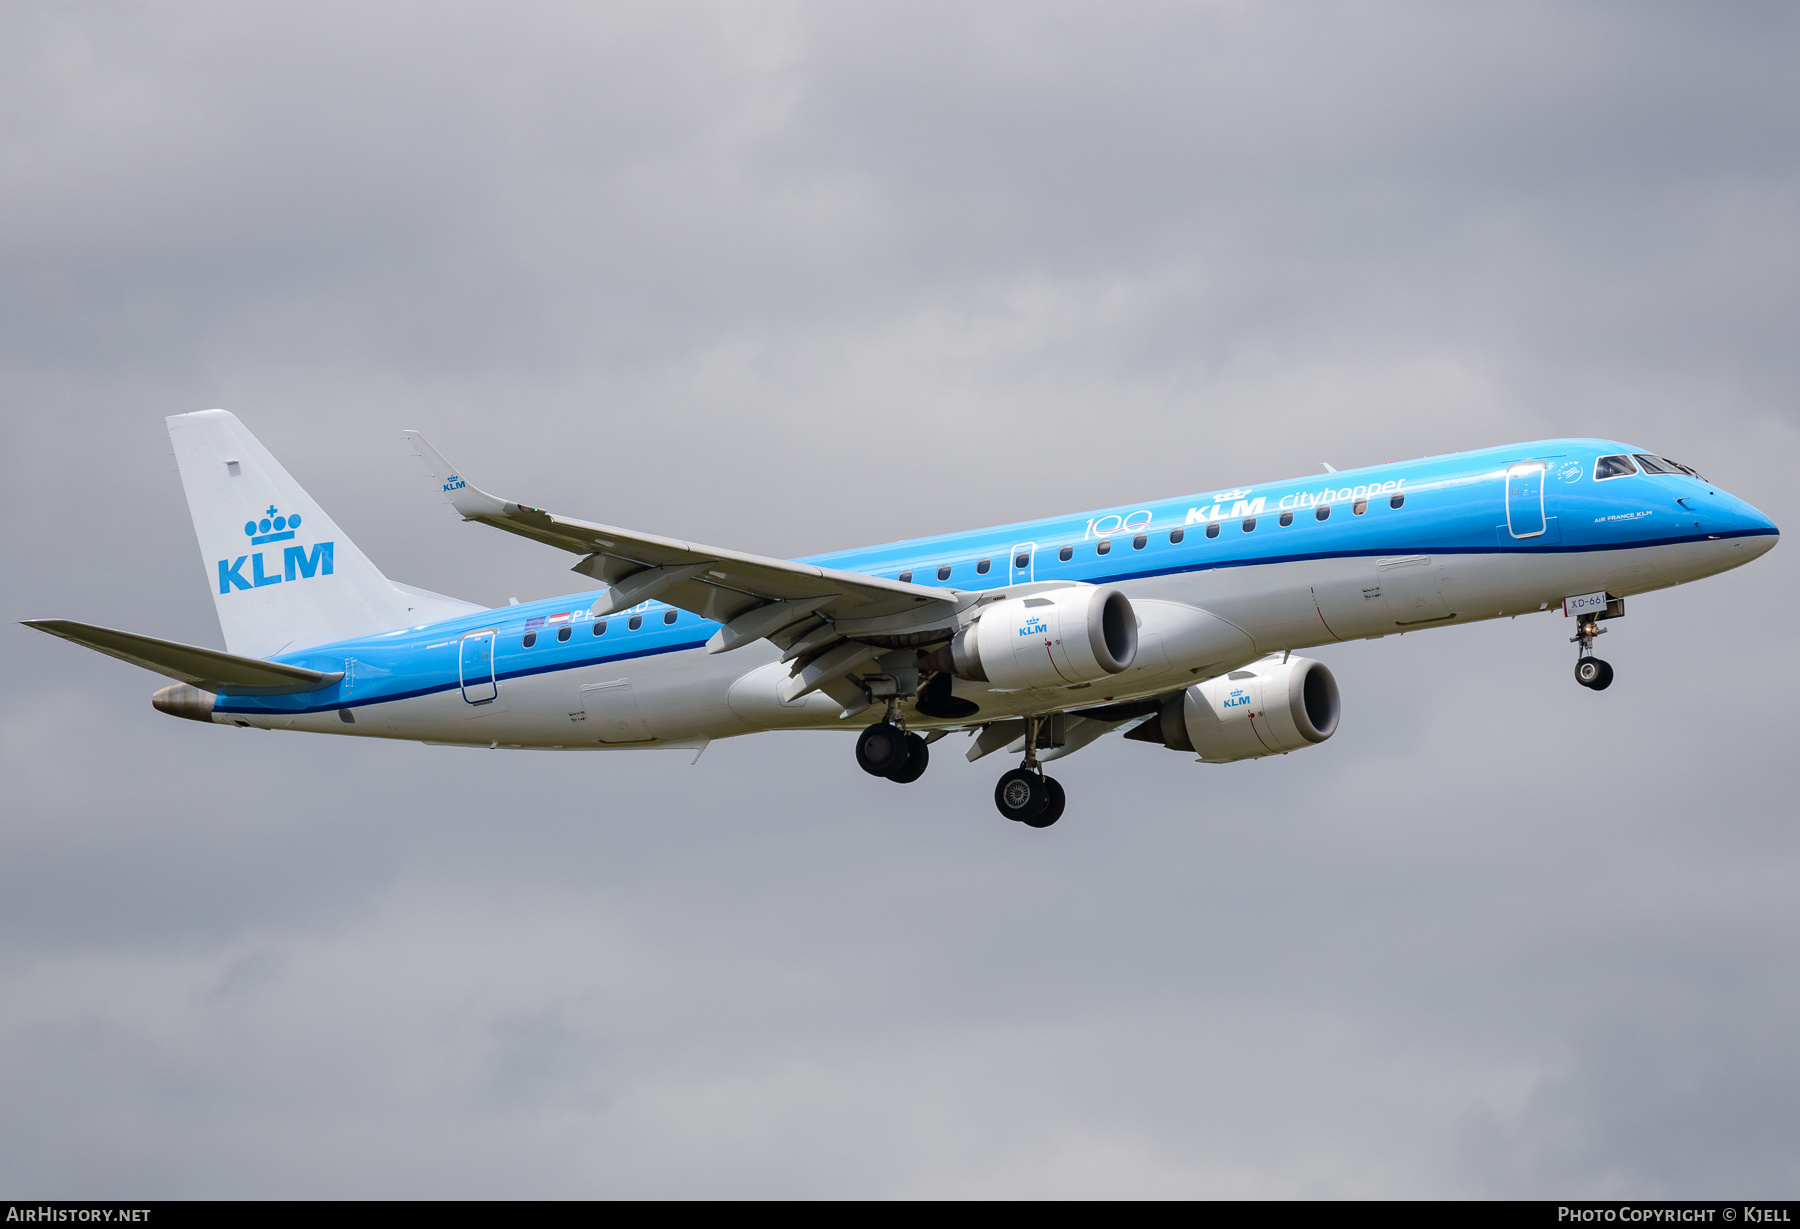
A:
[1390,493,1405,509]
[663,609,677,625]
[1058,546,1073,562]
[897,571,912,584]
[1169,529,1184,544]
[1242,518,1256,532]
[1315,504,1330,521]
[936,565,952,581]
[628,615,642,630]
[521,632,537,647]
[1132,534,1147,550]
[1278,511,1293,527]
[557,625,571,642]
[1595,454,1638,480]
[592,620,607,636]
[1353,499,1367,515]
[1205,522,1220,539]
[976,558,991,575]
[1014,553,1030,569]
[1095,539,1111,555]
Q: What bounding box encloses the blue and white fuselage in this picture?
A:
[26,415,1778,824]
[215,439,1772,740]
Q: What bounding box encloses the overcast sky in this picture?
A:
[2,0,1797,1198]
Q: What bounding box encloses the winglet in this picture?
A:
[402,430,516,519]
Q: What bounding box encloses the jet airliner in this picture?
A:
[26,411,1779,827]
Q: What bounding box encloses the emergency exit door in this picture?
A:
[1009,542,1036,585]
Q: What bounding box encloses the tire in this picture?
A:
[1024,777,1065,828]
[888,733,929,783]
[1575,658,1613,690]
[994,768,1047,821]
[856,722,910,777]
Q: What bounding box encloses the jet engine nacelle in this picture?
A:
[921,586,1138,691]
[1166,655,1340,762]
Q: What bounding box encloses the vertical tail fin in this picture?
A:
[168,410,478,658]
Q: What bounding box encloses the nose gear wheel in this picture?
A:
[1575,657,1613,690]
[1570,612,1617,691]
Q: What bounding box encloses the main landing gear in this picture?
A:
[995,769,1065,828]
[854,706,1066,829]
[992,715,1065,828]
[856,700,929,784]
[1571,613,1614,691]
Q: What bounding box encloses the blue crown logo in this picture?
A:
[244,504,302,545]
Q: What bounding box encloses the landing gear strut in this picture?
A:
[1571,615,1613,691]
[993,715,1066,828]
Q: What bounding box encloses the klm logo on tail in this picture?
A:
[218,505,334,594]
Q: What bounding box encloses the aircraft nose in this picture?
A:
[1718,490,1779,550]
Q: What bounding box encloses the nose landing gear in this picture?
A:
[1574,656,1613,690]
[992,716,1066,828]
[1571,615,1614,691]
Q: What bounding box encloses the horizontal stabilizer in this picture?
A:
[22,620,343,695]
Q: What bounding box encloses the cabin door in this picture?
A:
[459,630,497,704]
[1506,463,1547,539]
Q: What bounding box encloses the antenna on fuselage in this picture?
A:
[1320,462,1338,473]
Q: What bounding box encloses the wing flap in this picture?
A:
[23,620,343,695]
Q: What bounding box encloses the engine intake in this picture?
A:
[920,586,1137,691]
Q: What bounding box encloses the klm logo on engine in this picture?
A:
[1020,615,1049,639]
[217,505,334,594]
[1223,687,1251,709]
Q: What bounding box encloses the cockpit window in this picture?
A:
[1634,453,1707,481]
[1594,454,1638,480]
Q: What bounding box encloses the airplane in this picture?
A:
[25,411,1780,828]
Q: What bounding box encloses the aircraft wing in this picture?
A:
[22,620,344,695]
[404,432,961,650]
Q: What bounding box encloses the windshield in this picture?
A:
[1634,453,1708,481]
[1594,454,1638,480]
